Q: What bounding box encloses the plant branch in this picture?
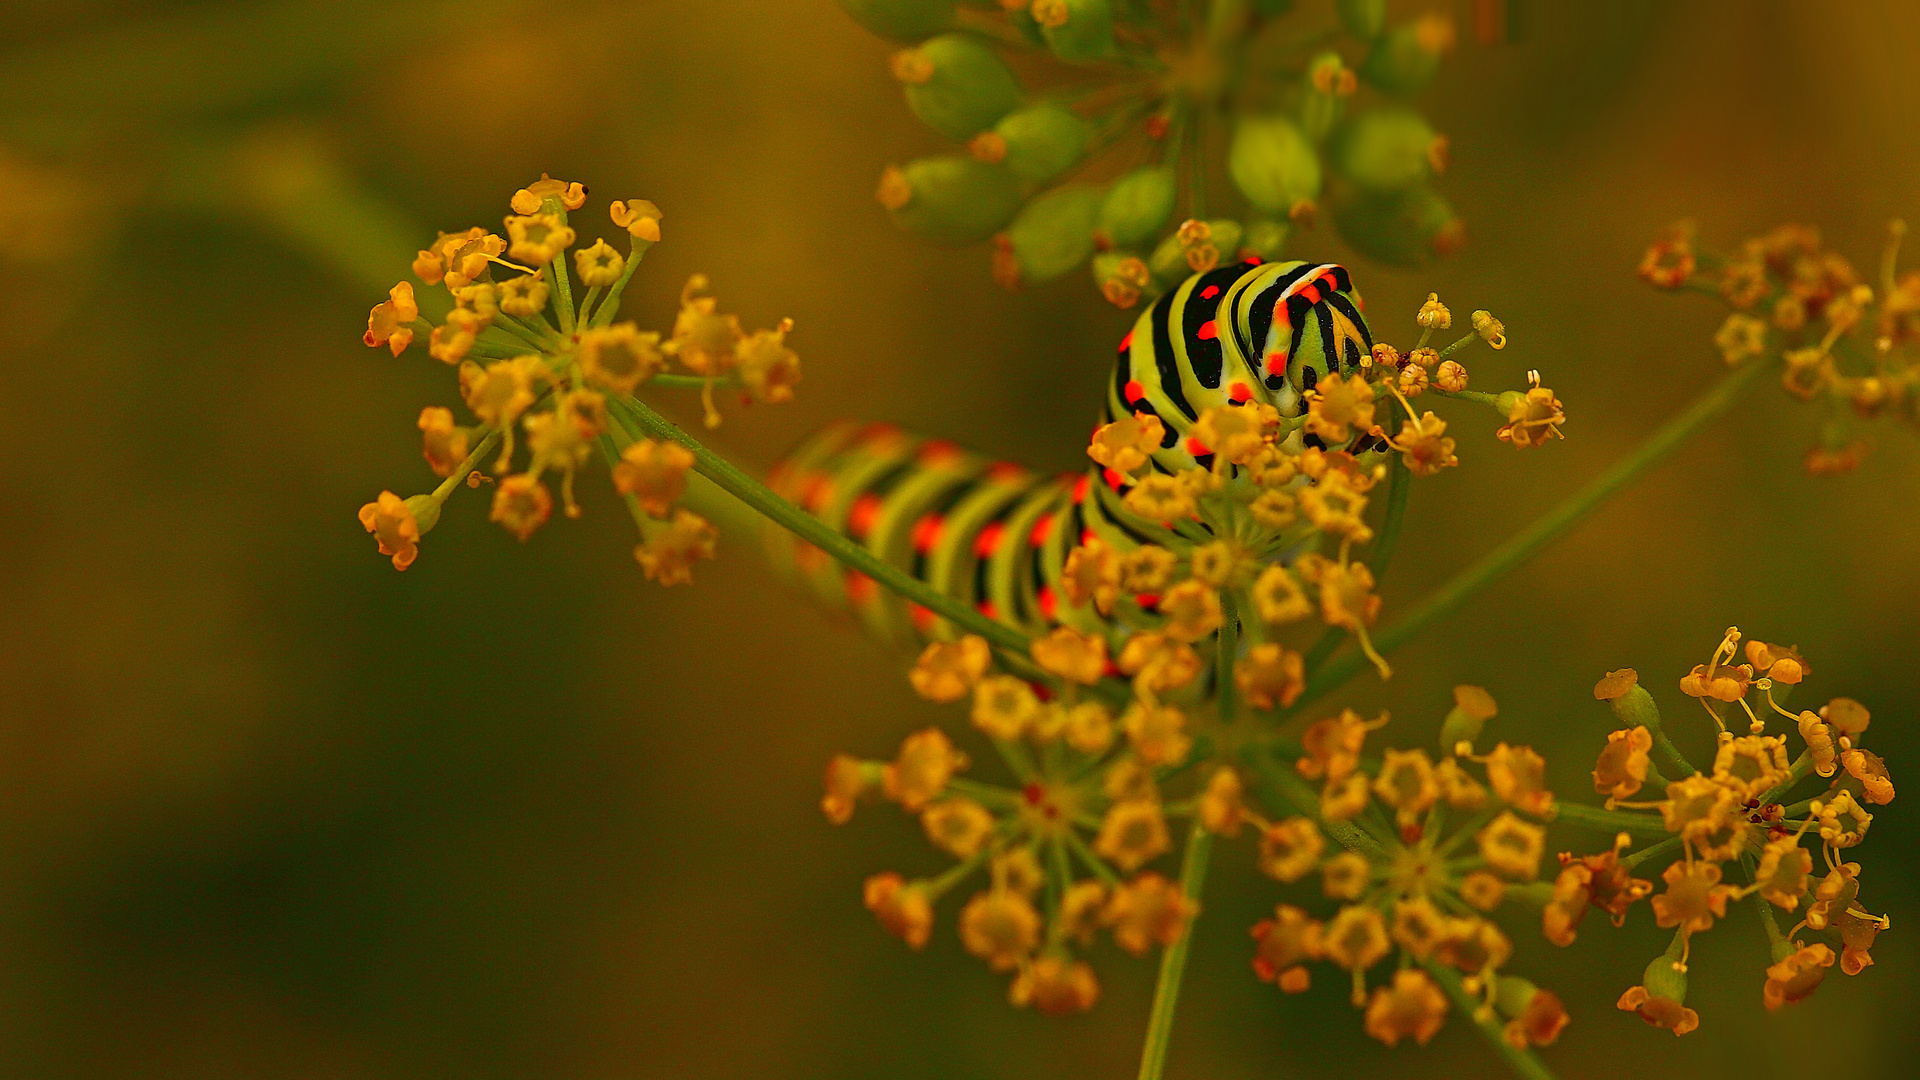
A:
[1421,960,1562,1080]
[1286,358,1773,715]
[1135,820,1213,1080]
[1552,801,1667,837]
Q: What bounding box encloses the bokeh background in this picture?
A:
[2,1,1917,1077]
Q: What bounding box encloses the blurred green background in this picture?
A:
[1,1,1916,1077]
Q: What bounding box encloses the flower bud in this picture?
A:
[1229,115,1322,219]
[895,33,1023,141]
[1359,15,1456,95]
[1242,218,1291,260]
[1330,183,1463,267]
[1336,0,1386,38]
[1329,107,1440,195]
[839,0,955,41]
[1092,250,1152,308]
[999,183,1102,285]
[1097,165,1177,249]
[879,156,1024,245]
[1643,951,1689,1003]
[1034,0,1115,61]
[404,493,442,537]
[980,103,1092,183]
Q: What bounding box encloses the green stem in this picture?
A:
[1621,834,1682,872]
[1215,589,1239,721]
[1135,821,1212,1080]
[1552,801,1667,837]
[1760,749,1814,805]
[429,427,503,503]
[1287,358,1773,715]
[607,392,1033,657]
[1421,960,1562,1080]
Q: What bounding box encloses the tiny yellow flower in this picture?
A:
[1123,474,1196,522]
[1197,767,1247,836]
[1235,643,1305,709]
[364,281,418,356]
[921,798,996,858]
[573,237,626,287]
[884,727,969,810]
[1322,852,1371,901]
[1251,905,1324,988]
[1434,358,1468,392]
[1651,859,1732,933]
[1157,579,1222,642]
[1029,626,1108,685]
[1391,411,1458,476]
[1417,293,1452,329]
[1714,313,1768,364]
[666,275,744,377]
[958,889,1042,971]
[1477,811,1546,880]
[459,355,545,428]
[1763,943,1835,1011]
[1122,701,1192,767]
[635,509,716,585]
[1485,743,1554,817]
[1459,869,1505,912]
[1063,701,1116,754]
[1103,872,1197,956]
[1592,726,1652,802]
[577,322,665,394]
[1116,632,1201,694]
[1364,969,1449,1047]
[1751,836,1813,910]
[1011,955,1101,1016]
[1088,413,1165,476]
[610,199,664,242]
[908,635,992,703]
[1470,309,1507,349]
[510,174,588,215]
[1247,489,1297,529]
[612,439,696,518]
[1257,818,1324,882]
[497,273,550,317]
[358,491,429,570]
[738,318,801,404]
[972,675,1041,740]
[504,213,575,266]
[1303,371,1376,444]
[1711,734,1791,800]
[1058,880,1109,946]
[1191,403,1279,465]
[1094,800,1172,872]
[1323,904,1391,976]
[1117,544,1178,593]
[1250,565,1313,626]
[864,872,934,949]
[418,407,470,478]
[1061,538,1120,615]
[490,474,553,541]
[1496,386,1566,449]
[821,753,880,824]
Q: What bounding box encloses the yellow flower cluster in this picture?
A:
[1575,629,1891,1034]
[1073,293,1562,691]
[1249,687,1570,1050]
[1642,221,1920,474]
[826,631,1210,1016]
[357,176,799,581]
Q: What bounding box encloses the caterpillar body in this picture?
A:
[765,259,1373,648]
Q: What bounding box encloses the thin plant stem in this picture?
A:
[1421,959,1562,1080]
[1215,588,1240,720]
[1287,357,1774,715]
[1552,801,1668,837]
[1135,820,1213,1080]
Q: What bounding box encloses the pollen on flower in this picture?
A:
[364,281,418,355]
[359,491,424,570]
[613,439,696,517]
[909,635,992,703]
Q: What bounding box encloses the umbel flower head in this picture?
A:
[847,0,1470,305]
[357,176,799,581]
[1069,290,1561,686]
[1641,219,1920,473]
[1573,628,1893,1034]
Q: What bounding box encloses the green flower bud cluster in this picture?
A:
[844,0,1472,307]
